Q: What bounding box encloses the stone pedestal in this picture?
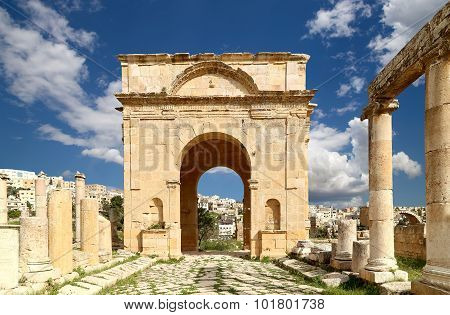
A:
[0,178,7,224]
[20,217,59,282]
[362,101,405,283]
[352,240,370,274]
[412,53,450,295]
[98,215,112,263]
[81,199,99,265]
[0,225,20,289]
[35,173,47,218]
[48,190,73,275]
[74,172,86,247]
[331,219,356,270]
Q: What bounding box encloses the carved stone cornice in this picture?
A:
[361,99,399,121]
[115,90,316,107]
[117,52,311,65]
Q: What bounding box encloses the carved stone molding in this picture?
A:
[248,179,259,190]
[166,180,180,189]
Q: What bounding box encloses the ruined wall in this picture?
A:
[394,224,426,260]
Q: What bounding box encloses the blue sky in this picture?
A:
[0,0,446,206]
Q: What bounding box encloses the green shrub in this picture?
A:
[8,209,21,219]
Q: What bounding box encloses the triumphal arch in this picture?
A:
[116,52,316,257]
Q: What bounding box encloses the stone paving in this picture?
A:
[106,254,323,295]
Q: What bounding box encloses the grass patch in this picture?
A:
[98,271,141,295]
[36,254,140,295]
[396,256,426,281]
[199,239,243,251]
[155,257,185,264]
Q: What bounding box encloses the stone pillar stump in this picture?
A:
[98,215,112,263]
[331,219,356,270]
[81,199,99,265]
[352,240,370,274]
[48,190,73,275]
[0,225,19,289]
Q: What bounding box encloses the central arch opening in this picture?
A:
[179,133,251,252]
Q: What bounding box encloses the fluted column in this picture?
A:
[365,100,399,273]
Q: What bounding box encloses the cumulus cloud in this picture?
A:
[393,151,422,178]
[306,0,371,38]
[61,169,75,179]
[313,108,327,119]
[332,101,359,115]
[309,118,422,206]
[368,0,447,66]
[0,1,122,164]
[337,76,365,97]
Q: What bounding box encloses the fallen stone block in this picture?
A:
[321,272,350,288]
[380,281,411,295]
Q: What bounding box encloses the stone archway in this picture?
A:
[179,133,251,251]
[116,52,316,258]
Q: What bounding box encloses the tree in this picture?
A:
[7,186,19,198]
[102,196,124,248]
[198,207,219,247]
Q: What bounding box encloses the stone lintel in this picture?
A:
[361,99,400,121]
[367,3,449,102]
[117,52,311,65]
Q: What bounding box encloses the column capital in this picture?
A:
[74,171,86,180]
[361,99,399,121]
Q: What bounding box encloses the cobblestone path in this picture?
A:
[105,254,322,295]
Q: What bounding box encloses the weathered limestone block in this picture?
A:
[19,217,58,282]
[0,225,20,289]
[75,172,86,246]
[331,220,356,270]
[0,178,7,224]
[352,240,370,274]
[48,189,73,275]
[98,215,112,263]
[81,199,100,265]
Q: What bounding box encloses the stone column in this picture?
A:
[166,180,182,257]
[331,219,356,270]
[361,100,407,283]
[75,171,86,246]
[48,189,73,275]
[412,53,450,295]
[0,225,20,289]
[98,215,112,263]
[81,199,99,265]
[20,217,58,282]
[35,171,47,218]
[0,177,7,224]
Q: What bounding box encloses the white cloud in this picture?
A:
[313,108,327,119]
[205,167,235,174]
[82,148,123,164]
[0,1,122,164]
[306,0,371,38]
[393,151,422,178]
[61,169,74,179]
[309,118,422,206]
[368,0,447,66]
[337,76,365,97]
[333,102,359,115]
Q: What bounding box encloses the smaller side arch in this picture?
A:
[149,198,164,225]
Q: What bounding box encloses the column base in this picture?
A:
[331,259,352,271]
[360,268,408,284]
[411,280,450,295]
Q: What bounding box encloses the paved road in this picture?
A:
[106,254,322,295]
